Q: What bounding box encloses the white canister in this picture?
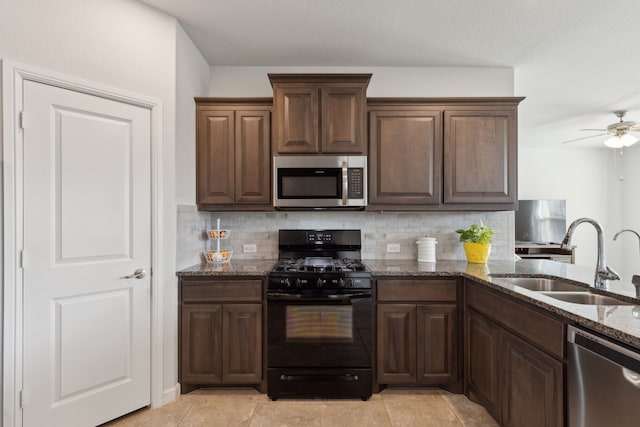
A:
[416,237,437,262]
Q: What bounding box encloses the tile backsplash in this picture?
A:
[176,205,515,269]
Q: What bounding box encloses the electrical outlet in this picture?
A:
[243,244,257,253]
[386,243,401,253]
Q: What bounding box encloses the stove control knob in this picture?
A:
[316,278,323,288]
[346,278,354,288]
[338,278,346,288]
[282,278,291,288]
[295,278,302,288]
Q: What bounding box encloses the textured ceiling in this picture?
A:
[141,0,640,148]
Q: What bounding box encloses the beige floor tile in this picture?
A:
[184,388,267,402]
[105,388,499,427]
[179,399,258,427]
[378,387,444,401]
[102,400,192,427]
[249,400,323,427]
[319,401,392,427]
[441,393,499,427]
[383,394,463,427]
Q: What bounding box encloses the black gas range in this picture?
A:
[268,256,371,291]
[266,229,372,400]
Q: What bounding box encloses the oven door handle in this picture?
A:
[267,292,371,301]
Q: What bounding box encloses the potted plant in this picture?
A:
[455,222,494,263]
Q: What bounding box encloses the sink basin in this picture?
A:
[540,292,633,305]
[492,277,587,292]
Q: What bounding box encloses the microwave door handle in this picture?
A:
[342,161,348,205]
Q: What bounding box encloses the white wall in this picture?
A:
[208,65,513,97]
[0,0,181,410]
[620,144,640,281]
[518,147,623,272]
[170,24,210,396]
[176,27,210,205]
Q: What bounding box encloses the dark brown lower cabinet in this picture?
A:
[502,331,563,427]
[465,282,565,427]
[179,279,264,393]
[377,304,416,383]
[417,304,458,384]
[181,304,223,384]
[466,309,502,420]
[376,279,459,388]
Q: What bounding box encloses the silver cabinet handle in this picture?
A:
[123,269,146,279]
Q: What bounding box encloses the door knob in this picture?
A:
[123,269,146,279]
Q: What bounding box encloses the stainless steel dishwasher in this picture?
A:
[568,325,640,426]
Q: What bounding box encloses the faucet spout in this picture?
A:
[613,229,640,255]
[561,218,620,288]
[614,229,640,298]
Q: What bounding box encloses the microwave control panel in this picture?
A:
[348,168,364,199]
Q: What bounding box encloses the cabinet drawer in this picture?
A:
[181,280,262,302]
[377,279,457,302]
[466,283,565,358]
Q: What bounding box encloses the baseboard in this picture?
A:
[162,383,180,405]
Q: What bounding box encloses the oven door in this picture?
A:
[267,290,372,369]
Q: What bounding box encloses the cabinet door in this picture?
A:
[181,304,223,384]
[369,110,442,205]
[222,304,263,384]
[321,86,366,154]
[466,309,502,421]
[417,304,457,385]
[235,110,271,204]
[273,86,319,153]
[376,304,416,383]
[502,332,563,427]
[443,109,516,206]
[196,110,235,205]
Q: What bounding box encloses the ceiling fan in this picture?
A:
[561,110,640,148]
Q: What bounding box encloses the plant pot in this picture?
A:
[463,242,491,264]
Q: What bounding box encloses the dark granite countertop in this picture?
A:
[176,258,640,348]
[365,259,640,348]
[177,259,278,277]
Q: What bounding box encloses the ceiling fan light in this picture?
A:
[620,133,639,147]
[604,135,625,148]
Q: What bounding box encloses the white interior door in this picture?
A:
[21,80,151,427]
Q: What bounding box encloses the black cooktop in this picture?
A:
[272,257,367,273]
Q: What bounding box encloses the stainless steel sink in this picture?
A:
[540,292,633,305]
[492,277,587,292]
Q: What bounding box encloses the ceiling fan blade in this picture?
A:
[578,128,608,132]
[560,133,610,144]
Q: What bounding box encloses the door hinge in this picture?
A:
[19,111,25,129]
[19,250,25,268]
[20,389,25,409]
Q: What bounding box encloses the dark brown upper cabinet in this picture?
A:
[443,107,518,206]
[196,98,272,211]
[269,74,371,155]
[367,97,524,211]
[368,108,443,206]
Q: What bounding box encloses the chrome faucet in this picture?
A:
[613,229,640,298]
[560,218,620,289]
[613,229,640,254]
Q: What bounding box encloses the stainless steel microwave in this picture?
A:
[273,155,367,209]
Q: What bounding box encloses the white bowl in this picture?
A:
[203,250,233,263]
